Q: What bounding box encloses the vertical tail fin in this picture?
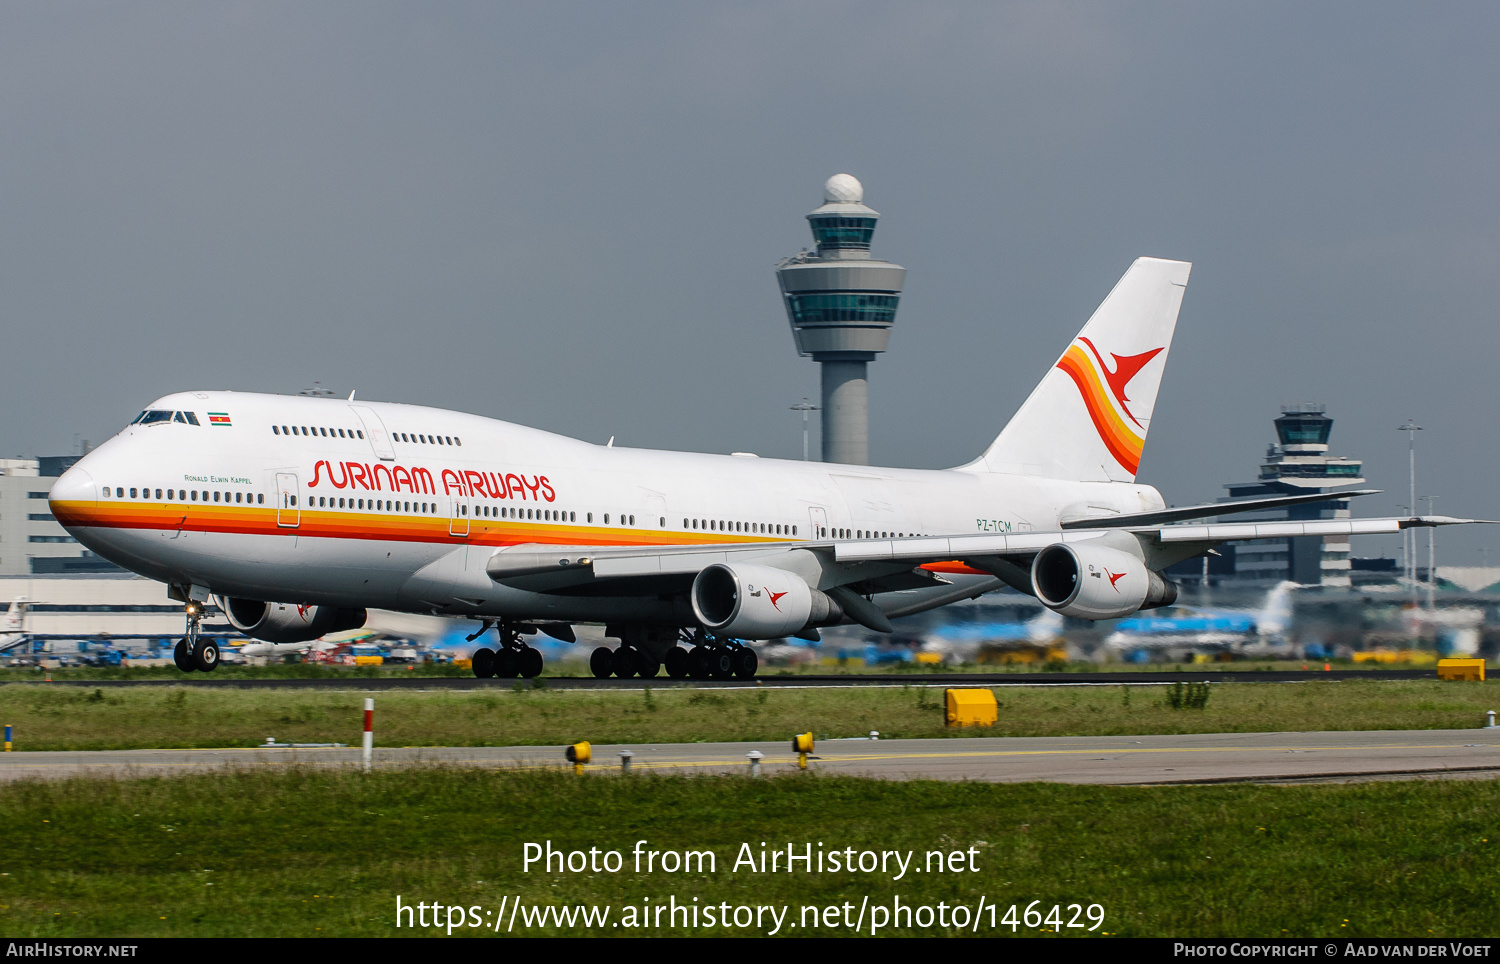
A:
[1256,581,1299,635]
[966,257,1191,481]
[5,598,26,632]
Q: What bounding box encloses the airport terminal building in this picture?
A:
[0,457,124,576]
[1221,406,1361,587]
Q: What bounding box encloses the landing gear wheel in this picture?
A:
[733,647,758,679]
[519,647,543,679]
[637,654,661,679]
[613,646,638,679]
[664,647,689,679]
[173,638,196,673]
[472,647,496,678]
[494,648,519,678]
[589,647,614,679]
[708,647,735,680]
[687,646,711,680]
[191,638,220,673]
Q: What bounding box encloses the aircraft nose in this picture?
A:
[49,463,99,521]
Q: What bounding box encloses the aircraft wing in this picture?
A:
[488,515,1486,594]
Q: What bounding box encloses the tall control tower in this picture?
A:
[776,174,906,465]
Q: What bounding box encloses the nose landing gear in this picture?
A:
[174,601,220,672]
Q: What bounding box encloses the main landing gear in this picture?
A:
[173,600,220,673]
[590,629,757,680]
[471,622,544,679]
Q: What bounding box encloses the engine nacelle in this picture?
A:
[1031,543,1177,620]
[221,597,367,644]
[691,563,837,639]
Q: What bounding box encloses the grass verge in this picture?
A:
[0,767,1493,937]
[0,679,1492,751]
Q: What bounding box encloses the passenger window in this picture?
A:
[129,488,137,498]
[166,490,174,500]
[155,489,162,499]
[115,487,123,497]
[236,493,243,503]
[273,426,280,435]
[357,431,364,439]
[258,494,264,505]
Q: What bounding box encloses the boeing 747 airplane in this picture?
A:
[48,258,1477,679]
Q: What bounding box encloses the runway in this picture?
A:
[0,668,1436,690]
[3,729,1496,785]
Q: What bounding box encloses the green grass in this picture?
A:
[0,679,1493,751]
[0,768,1494,937]
[0,662,479,682]
[0,657,1458,683]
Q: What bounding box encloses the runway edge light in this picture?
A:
[792,732,814,770]
[565,741,591,775]
[946,689,998,727]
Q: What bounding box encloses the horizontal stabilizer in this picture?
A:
[1059,489,1380,529]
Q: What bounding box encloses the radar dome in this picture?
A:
[823,173,864,203]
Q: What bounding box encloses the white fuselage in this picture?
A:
[50,391,1167,624]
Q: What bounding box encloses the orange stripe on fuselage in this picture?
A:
[54,501,995,583]
[49,501,789,551]
[1055,344,1144,475]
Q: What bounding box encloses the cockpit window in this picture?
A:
[136,410,174,425]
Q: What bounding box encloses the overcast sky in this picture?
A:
[2,2,1496,564]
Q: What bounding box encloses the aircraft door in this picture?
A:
[350,405,396,461]
[276,473,300,528]
[449,494,470,538]
[808,506,829,539]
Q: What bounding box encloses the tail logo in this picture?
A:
[1056,338,1165,475]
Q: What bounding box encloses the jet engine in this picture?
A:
[221,597,367,644]
[690,563,839,639]
[1030,543,1177,620]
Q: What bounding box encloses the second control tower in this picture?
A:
[776,174,906,465]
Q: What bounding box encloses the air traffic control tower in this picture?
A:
[776,174,906,465]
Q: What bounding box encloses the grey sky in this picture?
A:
[2,3,1495,563]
